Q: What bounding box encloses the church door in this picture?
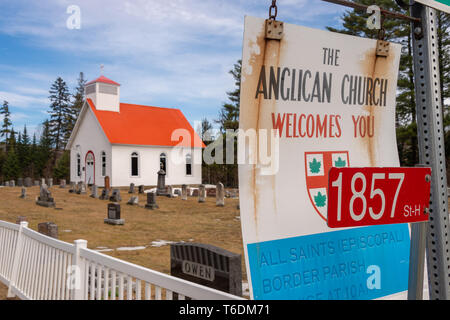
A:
[85,151,95,185]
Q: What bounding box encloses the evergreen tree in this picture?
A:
[17,125,31,177]
[65,72,86,143]
[3,148,20,180]
[0,100,12,142]
[48,77,71,151]
[37,120,52,177]
[54,150,70,181]
[29,133,38,178]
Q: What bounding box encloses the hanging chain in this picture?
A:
[269,0,277,20]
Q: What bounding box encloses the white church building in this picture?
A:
[66,75,204,187]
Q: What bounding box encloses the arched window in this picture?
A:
[160,153,167,174]
[131,152,139,177]
[77,153,81,177]
[186,153,192,176]
[101,151,106,176]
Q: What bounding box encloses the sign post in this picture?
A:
[410,0,450,300]
[239,16,410,300]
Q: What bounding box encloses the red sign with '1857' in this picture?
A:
[327,167,431,228]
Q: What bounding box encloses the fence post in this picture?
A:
[71,239,87,300]
[7,221,28,298]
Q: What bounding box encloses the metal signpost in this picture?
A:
[410,0,450,300]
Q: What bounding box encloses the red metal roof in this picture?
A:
[86,99,205,148]
[86,75,121,86]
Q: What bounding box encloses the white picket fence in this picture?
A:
[0,220,244,300]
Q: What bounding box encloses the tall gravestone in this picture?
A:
[167,185,174,198]
[17,178,23,187]
[198,184,206,203]
[19,187,26,199]
[47,178,53,188]
[216,182,225,207]
[138,185,145,194]
[181,184,188,201]
[156,164,169,196]
[90,185,99,198]
[104,176,110,191]
[170,243,242,297]
[128,183,135,194]
[145,192,158,210]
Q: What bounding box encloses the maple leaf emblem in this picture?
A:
[334,157,346,168]
[309,158,321,174]
[314,192,327,207]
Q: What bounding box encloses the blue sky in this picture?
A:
[0,0,347,137]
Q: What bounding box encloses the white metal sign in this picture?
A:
[239,16,409,300]
[414,0,450,14]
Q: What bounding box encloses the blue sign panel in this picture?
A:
[247,224,410,300]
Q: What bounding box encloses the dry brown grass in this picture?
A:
[0,185,245,299]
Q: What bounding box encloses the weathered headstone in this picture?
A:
[104,203,124,225]
[76,182,87,194]
[41,178,45,186]
[128,183,135,194]
[145,192,159,210]
[216,182,225,207]
[104,176,110,191]
[206,187,216,197]
[36,184,55,207]
[16,216,27,224]
[191,188,199,197]
[47,178,53,188]
[10,180,15,187]
[181,184,188,201]
[24,177,32,188]
[90,185,99,198]
[69,181,76,193]
[38,222,58,239]
[127,196,139,205]
[156,165,169,196]
[198,184,206,203]
[59,179,66,188]
[167,185,175,198]
[34,180,40,186]
[109,189,122,202]
[99,188,110,200]
[170,243,242,297]
[138,185,145,194]
[4,181,9,187]
[17,178,23,187]
[19,187,26,199]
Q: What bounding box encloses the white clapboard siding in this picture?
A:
[0,219,244,301]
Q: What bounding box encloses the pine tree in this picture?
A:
[29,133,38,178]
[48,77,71,151]
[0,100,12,143]
[3,148,20,180]
[54,150,70,181]
[17,125,31,177]
[65,72,86,143]
[37,120,52,177]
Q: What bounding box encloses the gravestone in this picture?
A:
[145,192,159,210]
[90,185,99,198]
[181,184,188,201]
[47,178,53,188]
[19,187,26,199]
[191,188,199,197]
[109,189,122,202]
[41,178,45,186]
[24,177,32,188]
[99,188,110,200]
[156,165,169,196]
[38,222,58,239]
[128,183,135,194]
[170,243,242,297]
[36,184,55,207]
[34,180,40,186]
[69,182,76,193]
[127,196,139,205]
[216,182,225,207]
[198,185,206,203]
[16,216,27,224]
[10,180,15,187]
[17,178,23,187]
[59,179,66,188]
[167,185,175,198]
[76,182,87,194]
[104,176,111,191]
[104,203,124,225]
[206,187,216,197]
[138,185,145,194]
[4,181,9,187]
